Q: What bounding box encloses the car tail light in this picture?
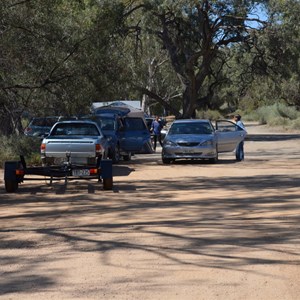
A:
[95,144,102,154]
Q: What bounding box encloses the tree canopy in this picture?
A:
[0,0,299,134]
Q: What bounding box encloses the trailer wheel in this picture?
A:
[5,180,18,193]
[103,178,113,190]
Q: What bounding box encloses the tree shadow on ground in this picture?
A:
[0,130,299,296]
[1,173,300,295]
[1,136,300,295]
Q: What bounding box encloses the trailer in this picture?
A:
[4,155,113,192]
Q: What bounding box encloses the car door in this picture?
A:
[215,120,247,152]
[118,117,152,153]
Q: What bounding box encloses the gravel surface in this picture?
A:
[0,123,300,300]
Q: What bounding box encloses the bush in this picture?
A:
[245,104,300,128]
[267,116,289,127]
[290,118,300,130]
[0,135,42,167]
[195,109,223,120]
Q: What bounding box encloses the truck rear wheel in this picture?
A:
[5,180,18,193]
[123,152,131,161]
[112,145,120,163]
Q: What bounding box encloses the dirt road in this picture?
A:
[1,123,300,299]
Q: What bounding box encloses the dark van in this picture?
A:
[87,106,153,163]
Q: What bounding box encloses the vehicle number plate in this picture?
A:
[184,149,194,153]
[72,169,90,176]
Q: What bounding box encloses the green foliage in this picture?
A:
[1,0,300,136]
[0,0,130,134]
[290,118,300,130]
[195,109,223,121]
[246,103,300,128]
[132,0,270,117]
[0,135,41,167]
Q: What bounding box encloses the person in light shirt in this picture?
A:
[234,114,246,161]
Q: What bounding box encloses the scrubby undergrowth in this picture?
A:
[245,104,300,130]
[0,135,42,167]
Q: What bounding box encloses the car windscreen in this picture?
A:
[168,122,213,135]
[124,118,147,131]
[51,123,100,136]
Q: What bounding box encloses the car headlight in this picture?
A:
[164,140,177,146]
[200,139,214,146]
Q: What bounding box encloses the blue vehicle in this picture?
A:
[87,106,153,163]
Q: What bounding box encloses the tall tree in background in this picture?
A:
[3,0,299,134]
[125,0,268,118]
[0,1,91,133]
[257,0,300,107]
[223,0,300,111]
[0,0,127,134]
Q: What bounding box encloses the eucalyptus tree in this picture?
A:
[256,0,300,107]
[221,0,300,111]
[122,0,269,118]
[0,0,91,134]
[0,0,127,135]
[124,34,182,116]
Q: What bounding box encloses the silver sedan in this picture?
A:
[161,119,247,164]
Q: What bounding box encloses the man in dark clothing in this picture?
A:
[151,116,163,150]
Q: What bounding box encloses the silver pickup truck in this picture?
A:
[40,120,109,167]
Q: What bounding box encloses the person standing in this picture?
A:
[234,114,245,130]
[151,116,163,150]
[234,114,246,161]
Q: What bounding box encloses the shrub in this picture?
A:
[0,135,41,167]
[290,118,300,130]
[244,104,300,127]
[195,109,223,120]
[267,116,289,127]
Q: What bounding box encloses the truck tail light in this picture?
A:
[41,143,46,153]
[89,168,98,174]
[95,144,102,154]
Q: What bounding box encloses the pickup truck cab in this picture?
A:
[40,120,109,167]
